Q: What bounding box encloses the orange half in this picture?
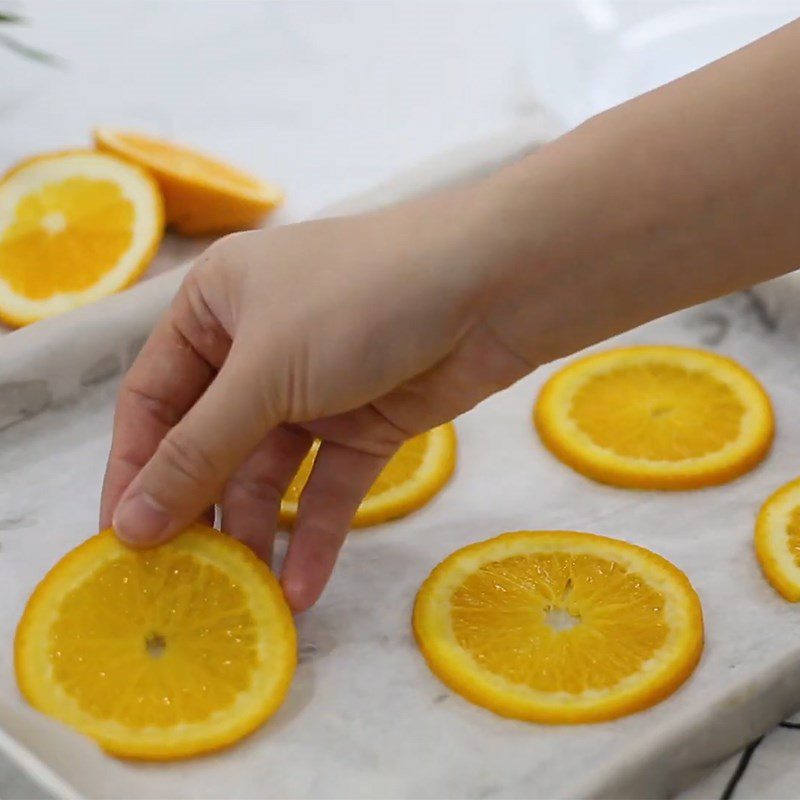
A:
[0,150,163,326]
[94,127,283,234]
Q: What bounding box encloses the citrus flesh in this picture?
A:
[414,530,704,723]
[755,477,800,601]
[0,150,163,326]
[534,345,773,489]
[15,526,296,759]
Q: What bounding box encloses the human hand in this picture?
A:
[100,186,532,611]
[102,16,800,613]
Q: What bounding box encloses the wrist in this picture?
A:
[430,145,596,367]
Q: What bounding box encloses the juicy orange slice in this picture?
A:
[94,127,283,235]
[413,530,703,723]
[755,477,800,601]
[534,345,773,490]
[0,150,163,326]
[280,423,457,528]
[15,526,296,759]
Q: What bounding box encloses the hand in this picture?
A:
[100,188,531,611]
[102,17,800,612]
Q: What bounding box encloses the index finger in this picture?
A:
[99,276,231,528]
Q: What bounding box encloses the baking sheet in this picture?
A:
[4,121,800,798]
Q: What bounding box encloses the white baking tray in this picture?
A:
[3,121,800,799]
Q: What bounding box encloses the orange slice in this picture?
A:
[280,423,457,528]
[94,127,283,235]
[0,150,163,326]
[413,530,703,723]
[534,345,773,490]
[755,477,800,601]
[15,526,296,759]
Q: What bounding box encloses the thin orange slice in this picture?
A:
[413,530,703,723]
[94,127,283,234]
[15,526,296,759]
[280,423,457,528]
[755,477,800,601]
[534,345,773,489]
[0,150,163,326]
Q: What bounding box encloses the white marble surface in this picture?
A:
[7,282,800,799]
[5,1,800,798]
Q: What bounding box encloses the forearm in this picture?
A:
[480,18,800,365]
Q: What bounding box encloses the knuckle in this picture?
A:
[195,231,260,281]
[177,278,229,361]
[183,277,217,332]
[297,516,349,552]
[196,233,240,271]
[367,403,417,448]
[301,484,340,513]
[228,474,282,506]
[122,381,183,428]
[156,432,218,489]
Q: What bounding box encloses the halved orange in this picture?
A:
[94,127,283,235]
[0,150,163,326]
[755,477,800,601]
[535,345,773,490]
[413,530,703,723]
[15,525,296,759]
[280,424,457,528]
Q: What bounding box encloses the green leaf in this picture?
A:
[0,11,24,24]
[0,32,63,65]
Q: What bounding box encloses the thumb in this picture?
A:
[113,348,279,546]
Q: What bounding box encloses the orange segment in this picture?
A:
[534,345,773,489]
[15,526,296,759]
[280,423,457,528]
[755,477,800,601]
[0,151,163,326]
[413,530,703,723]
[94,128,283,235]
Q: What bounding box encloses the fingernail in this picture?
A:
[113,492,171,545]
[281,578,313,614]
